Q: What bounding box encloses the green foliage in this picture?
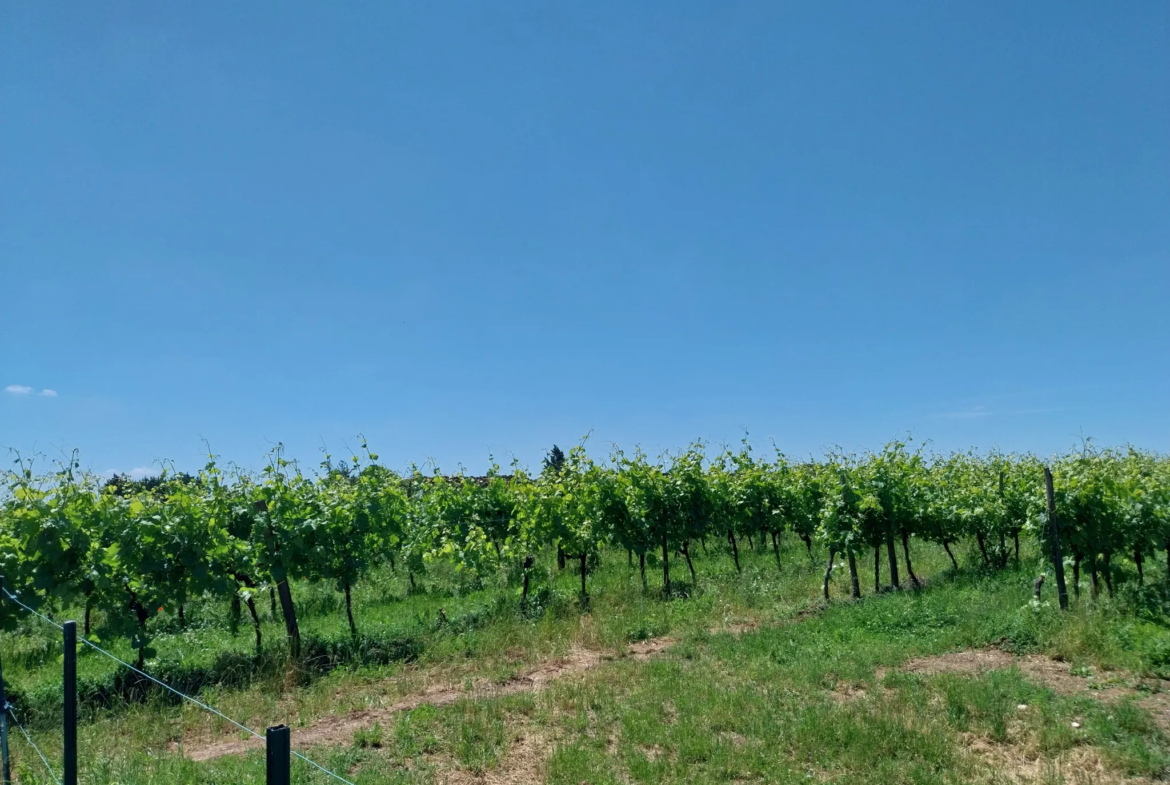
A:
[1,438,1168,666]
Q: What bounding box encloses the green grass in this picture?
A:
[5,537,1170,783]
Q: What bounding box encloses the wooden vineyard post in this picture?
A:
[266,724,291,785]
[847,550,861,599]
[661,532,670,597]
[822,549,836,600]
[998,470,1007,567]
[64,620,77,785]
[1044,468,1069,610]
[521,554,534,608]
[579,553,588,600]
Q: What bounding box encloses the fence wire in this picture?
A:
[6,705,63,785]
[1,586,356,785]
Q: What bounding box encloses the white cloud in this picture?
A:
[4,385,58,397]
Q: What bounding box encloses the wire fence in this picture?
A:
[0,584,356,785]
[6,705,62,785]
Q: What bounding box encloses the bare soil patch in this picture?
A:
[868,650,1167,783]
[179,637,676,762]
[891,648,1170,732]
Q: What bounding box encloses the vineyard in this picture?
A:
[3,438,1170,783]
[3,438,1167,675]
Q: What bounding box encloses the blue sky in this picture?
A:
[2,1,1167,477]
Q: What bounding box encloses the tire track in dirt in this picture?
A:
[180,637,676,761]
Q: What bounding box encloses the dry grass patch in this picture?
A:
[891,648,1170,733]
[438,726,550,785]
[178,635,678,760]
[961,734,1158,785]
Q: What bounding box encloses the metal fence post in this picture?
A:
[266,724,290,785]
[0,577,11,785]
[63,620,77,785]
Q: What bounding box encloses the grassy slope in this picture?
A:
[6,537,1170,784]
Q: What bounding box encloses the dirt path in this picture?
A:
[180,637,675,762]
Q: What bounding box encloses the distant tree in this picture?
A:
[105,471,196,497]
[104,473,138,497]
[543,445,566,476]
[542,445,569,569]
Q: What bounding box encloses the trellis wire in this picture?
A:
[6,706,62,785]
[0,587,355,785]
